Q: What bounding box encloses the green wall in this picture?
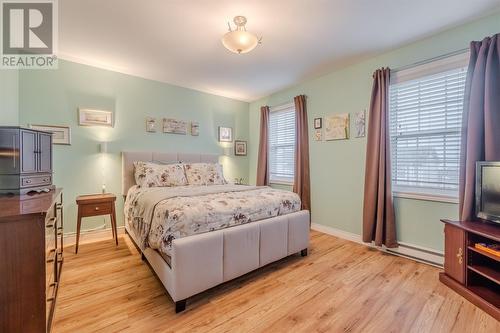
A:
[18,60,249,233]
[0,69,19,125]
[248,13,500,252]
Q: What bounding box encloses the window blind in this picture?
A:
[389,64,467,196]
[269,103,296,183]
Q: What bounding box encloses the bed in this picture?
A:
[122,151,310,312]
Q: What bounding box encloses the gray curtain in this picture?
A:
[362,68,398,248]
[256,106,270,186]
[459,34,500,221]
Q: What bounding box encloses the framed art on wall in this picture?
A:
[163,118,188,135]
[191,122,199,136]
[324,113,350,140]
[218,126,233,142]
[146,117,156,132]
[78,109,114,127]
[234,140,247,156]
[354,110,366,138]
[314,118,322,129]
[29,124,71,145]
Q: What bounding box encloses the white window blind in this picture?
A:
[269,103,296,184]
[389,57,468,197]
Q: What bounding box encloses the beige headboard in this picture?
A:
[122,151,220,195]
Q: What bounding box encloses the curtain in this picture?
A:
[362,68,397,248]
[293,95,311,211]
[256,106,270,186]
[459,34,500,221]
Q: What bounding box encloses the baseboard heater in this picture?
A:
[310,223,444,267]
[384,242,444,267]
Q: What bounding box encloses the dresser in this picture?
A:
[0,189,64,333]
[0,126,54,194]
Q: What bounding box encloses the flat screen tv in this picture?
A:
[475,161,500,224]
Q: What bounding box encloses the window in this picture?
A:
[269,103,296,184]
[389,53,469,199]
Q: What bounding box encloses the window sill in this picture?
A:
[270,181,294,186]
[393,191,459,204]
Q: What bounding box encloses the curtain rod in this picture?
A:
[392,47,469,73]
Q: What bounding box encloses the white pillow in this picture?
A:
[134,161,187,188]
[184,163,226,185]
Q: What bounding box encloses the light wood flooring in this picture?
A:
[52,231,499,333]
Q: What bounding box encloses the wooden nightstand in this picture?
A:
[75,193,118,253]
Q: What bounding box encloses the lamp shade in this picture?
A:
[221,30,259,54]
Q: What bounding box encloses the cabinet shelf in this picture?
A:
[468,265,500,285]
[468,245,500,263]
[468,285,500,308]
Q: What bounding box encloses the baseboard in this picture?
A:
[311,223,444,267]
[64,226,125,246]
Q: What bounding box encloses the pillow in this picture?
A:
[134,161,187,188]
[184,163,226,185]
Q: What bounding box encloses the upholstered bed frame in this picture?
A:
[122,151,310,312]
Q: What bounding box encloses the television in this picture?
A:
[475,161,500,224]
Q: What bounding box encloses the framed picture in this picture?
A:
[78,109,114,127]
[325,113,350,140]
[191,122,199,136]
[146,117,156,132]
[314,129,322,141]
[163,118,188,135]
[29,124,71,145]
[314,118,322,129]
[234,140,247,156]
[354,110,366,138]
[218,126,233,142]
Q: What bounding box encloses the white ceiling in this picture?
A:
[59,0,500,102]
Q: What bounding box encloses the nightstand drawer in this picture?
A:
[80,202,112,217]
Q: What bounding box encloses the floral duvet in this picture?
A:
[124,184,301,259]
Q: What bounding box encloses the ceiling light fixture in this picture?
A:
[221,16,261,54]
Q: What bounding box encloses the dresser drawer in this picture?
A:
[80,202,112,217]
[21,195,52,212]
[20,174,52,188]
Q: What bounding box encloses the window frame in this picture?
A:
[268,102,296,186]
[389,52,469,202]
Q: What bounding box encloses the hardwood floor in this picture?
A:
[52,231,499,333]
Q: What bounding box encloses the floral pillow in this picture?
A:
[134,161,187,188]
[184,163,226,185]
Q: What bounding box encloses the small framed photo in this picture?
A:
[314,118,322,129]
[78,109,114,127]
[234,140,247,156]
[314,129,322,141]
[146,117,156,132]
[218,126,233,142]
[191,122,199,136]
[29,124,71,145]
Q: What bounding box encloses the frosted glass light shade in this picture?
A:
[221,30,259,54]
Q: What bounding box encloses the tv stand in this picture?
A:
[440,219,499,320]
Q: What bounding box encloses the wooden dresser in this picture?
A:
[440,219,499,321]
[0,188,64,333]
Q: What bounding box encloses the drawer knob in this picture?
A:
[25,180,31,183]
[95,207,100,211]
